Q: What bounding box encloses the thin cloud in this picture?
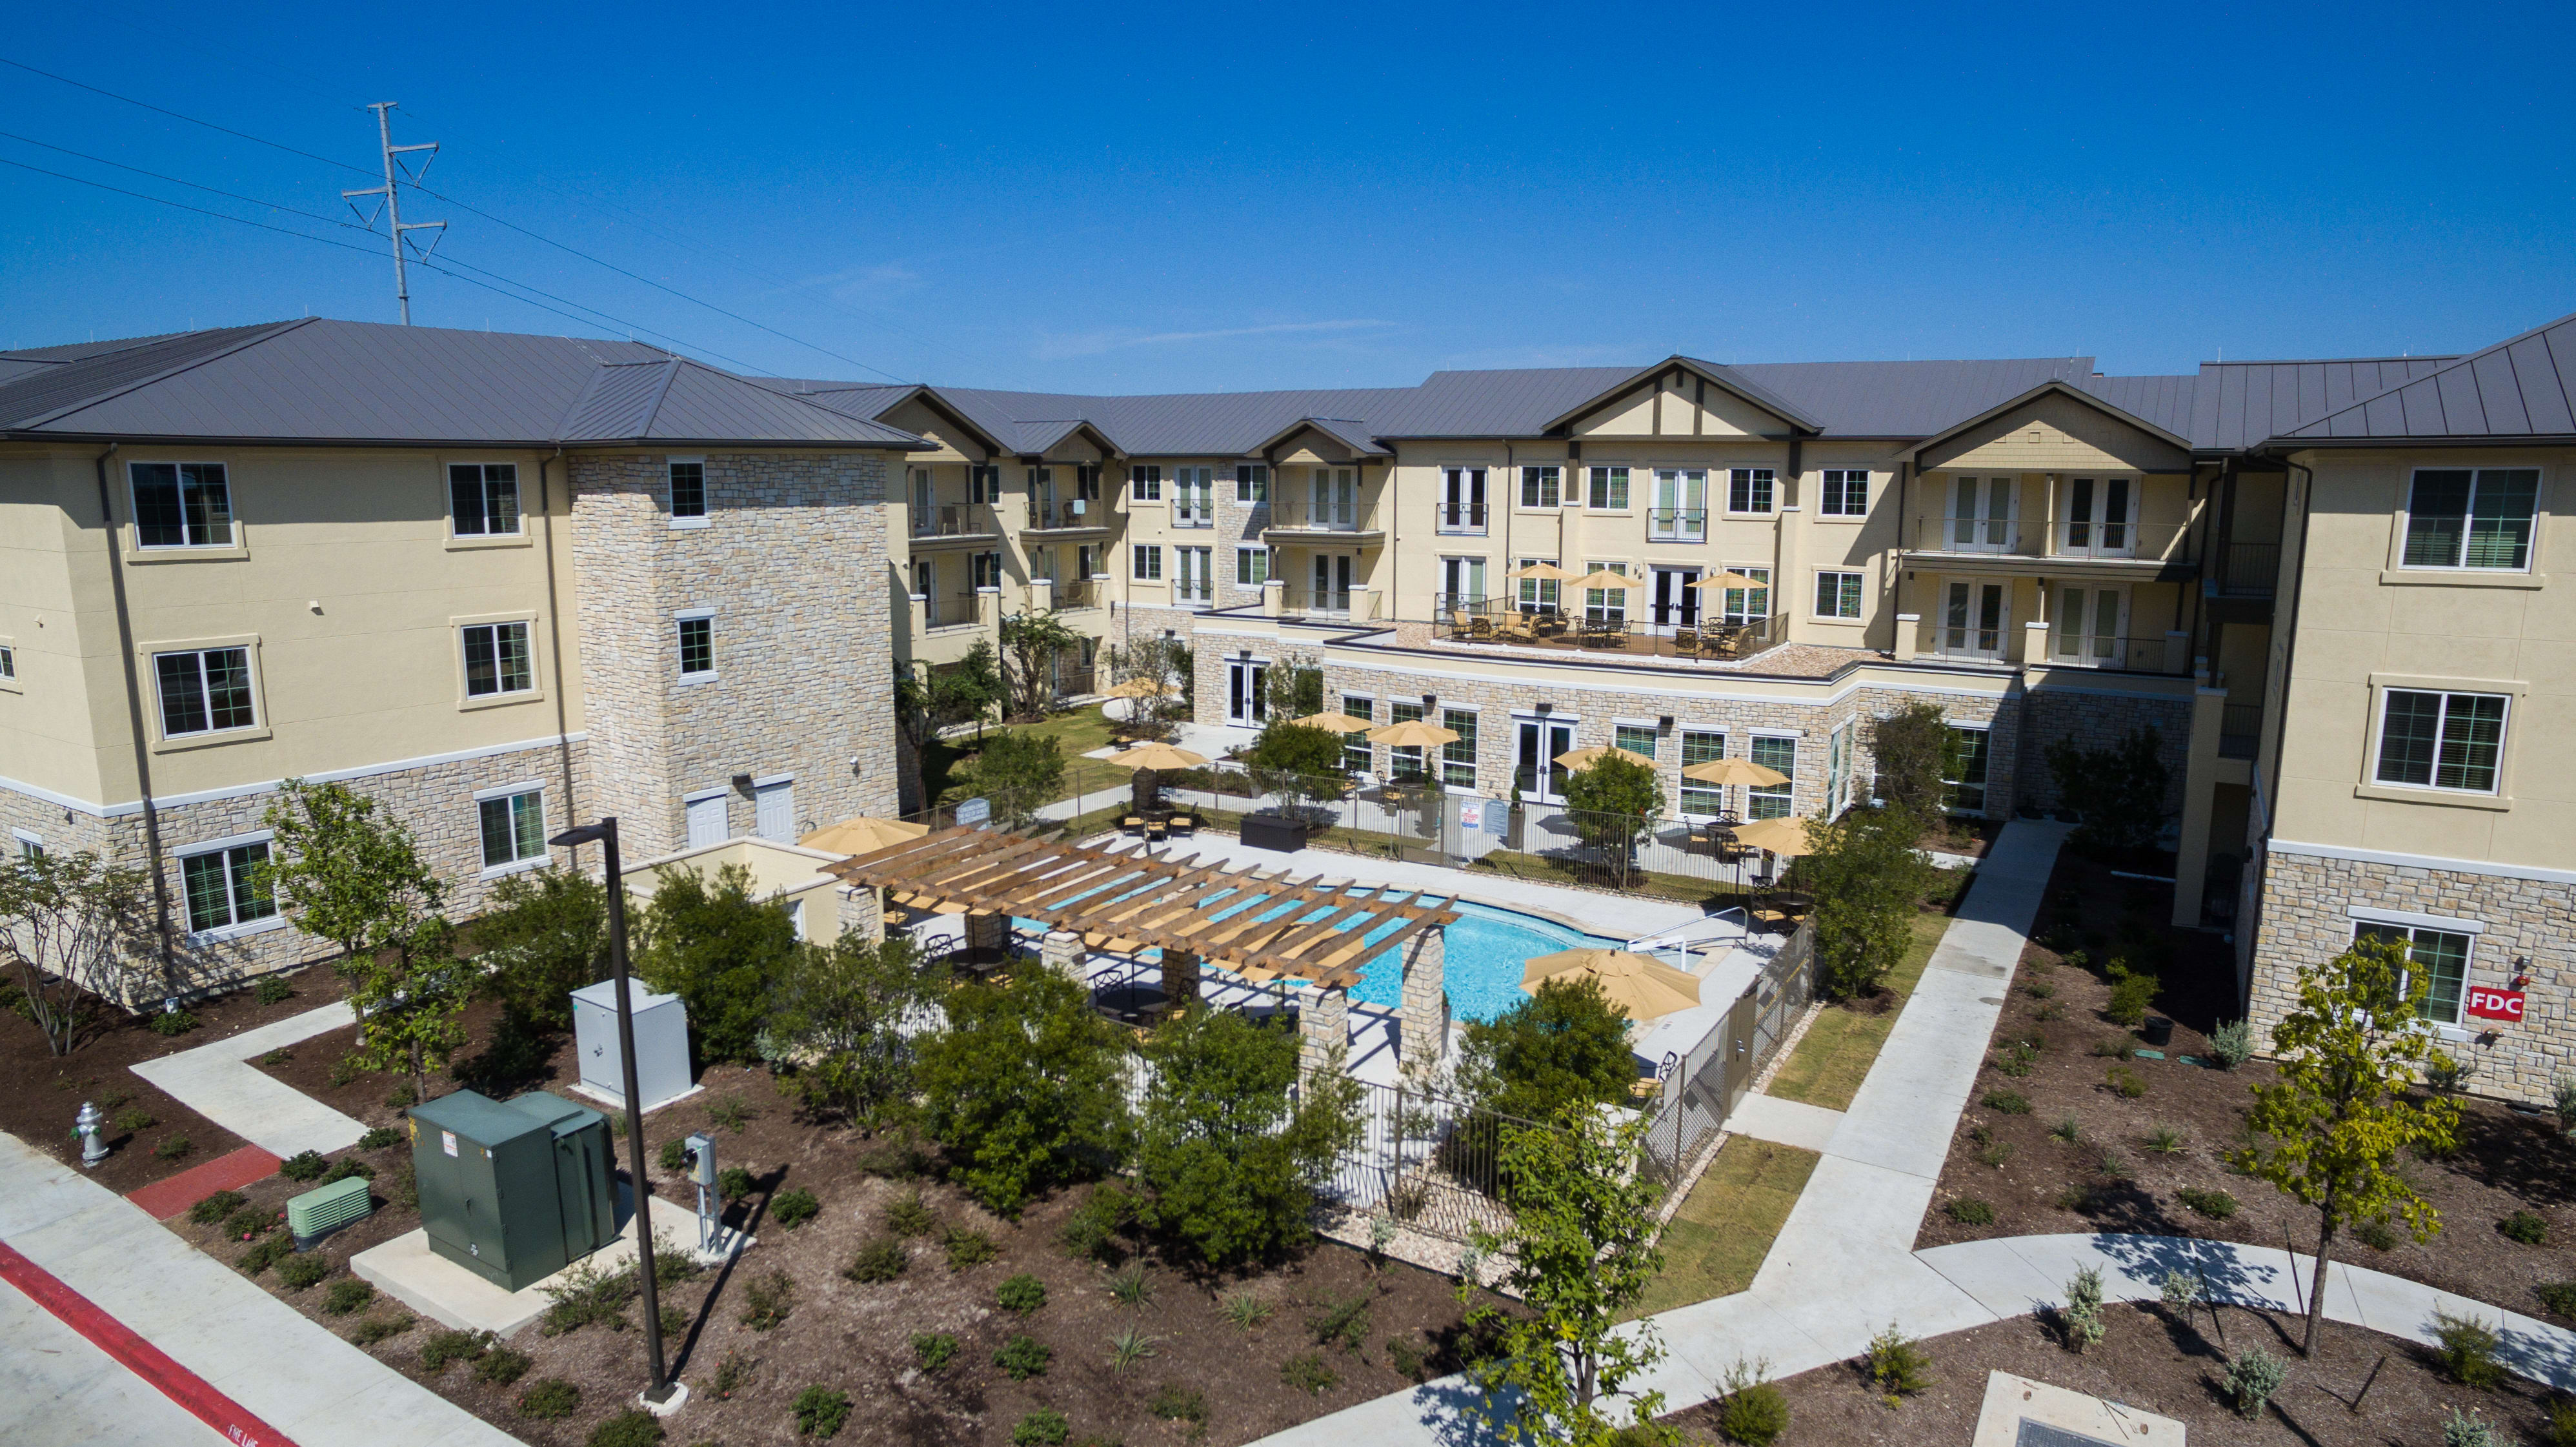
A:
[1033,318,1394,360]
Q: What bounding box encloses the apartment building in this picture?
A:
[0,319,925,995]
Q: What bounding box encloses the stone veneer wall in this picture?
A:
[570,452,901,858]
[2012,686,2194,818]
[2246,850,2571,1107]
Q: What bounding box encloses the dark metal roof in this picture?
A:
[2184,356,2455,450]
[1727,358,2095,438]
[2277,310,2576,442]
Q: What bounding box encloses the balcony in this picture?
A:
[2211,541,2280,598]
[1902,514,2195,579]
[1281,587,1380,623]
[2219,703,2263,759]
[1649,508,1707,542]
[1051,578,1098,611]
[1263,503,1384,543]
[923,593,981,629]
[1433,598,1788,662]
[911,503,1000,543]
[1436,502,1489,534]
[1025,500,1109,534]
[2037,634,2189,674]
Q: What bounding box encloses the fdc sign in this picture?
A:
[2464,987,2525,1023]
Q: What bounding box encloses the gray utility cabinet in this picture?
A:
[410,1090,618,1293]
[569,977,694,1111]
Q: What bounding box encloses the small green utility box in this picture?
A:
[287,1175,373,1250]
[409,1089,618,1293]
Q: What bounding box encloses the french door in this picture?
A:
[1311,554,1353,615]
[1651,567,1702,629]
[1940,578,2010,660]
[2051,584,2126,665]
[1440,467,1486,532]
[1313,467,1356,529]
[1226,658,1268,725]
[1515,716,1578,804]
[1947,476,2017,552]
[2059,476,2133,557]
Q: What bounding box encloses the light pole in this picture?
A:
[549,817,677,1408]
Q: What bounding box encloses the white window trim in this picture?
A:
[667,456,711,529]
[2346,905,2485,936]
[177,830,287,942]
[1515,463,1565,512]
[2347,918,2479,1037]
[2357,674,2522,809]
[2385,465,2546,582]
[12,827,42,851]
[125,460,247,557]
[474,785,550,878]
[457,614,543,709]
[1816,468,1871,521]
[1813,568,1867,622]
[1584,462,1635,514]
[1724,465,1778,517]
[443,459,531,549]
[675,610,718,685]
[0,636,17,694]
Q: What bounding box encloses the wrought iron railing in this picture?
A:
[1436,502,1488,532]
[2219,703,2263,758]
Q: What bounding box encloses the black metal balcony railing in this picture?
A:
[1649,508,1707,538]
[1906,515,2194,562]
[1437,503,1489,532]
[2215,542,2281,597]
[2219,703,2263,758]
[1052,578,1098,611]
[911,503,993,538]
[924,594,981,629]
[1025,501,1100,530]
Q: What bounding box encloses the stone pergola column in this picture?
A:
[1041,929,1085,980]
[964,910,1009,958]
[1400,926,1448,1066]
[1161,949,1202,1013]
[1298,984,1349,1075]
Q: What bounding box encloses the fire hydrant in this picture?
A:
[74,1101,108,1169]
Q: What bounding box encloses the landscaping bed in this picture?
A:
[1917,849,2576,1328]
[1669,1300,2570,1445]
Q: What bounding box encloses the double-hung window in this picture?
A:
[970,551,1004,589]
[1727,467,1775,516]
[1520,465,1560,509]
[1813,570,1865,620]
[462,622,534,698]
[1173,467,1214,526]
[1819,469,1869,518]
[1132,544,1163,582]
[1587,465,1630,511]
[2375,689,2508,794]
[154,647,256,737]
[182,839,275,935]
[1517,557,1560,614]
[1340,696,1375,773]
[1235,546,1271,587]
[479,789,547,871]
[2353,922,2470,1025]
[448,463,521,536]
[1234,464,1268,503]
[970,465,1003,505]
[130,462,234,548]
[1613,724,1658,760]
[676,613,715,679]
[1747,736,1796,818]
[667,461,707,522]
[2402,469,2541,571]
[1129,464,1162,502]
[1441,709,1478,789]
[1678,731,1727,816]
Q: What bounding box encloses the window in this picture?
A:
[1720,567,1771,627]
[1386,702,1425,780]
[448,463,521,536]
[1076,464,1102,501]
[1944,726,1991,815]
[15,831,44,860]
[1678,731,1726,816]
[1748,736,1796,819]
[668,461,707,520]
[1584,562,1629,624]
[0,645,14,680]
[1442,709,1478,789]
[2375,689,2508,793]
[1129,465,1162,502]
[1587,465,1630,511]
[479,790,546,870]
[1516,557,1560,614]
[2402,468,2540,571]
[909,467,934,516]
[1076,544,1098,578]
[1727,467,1775,515]
[1311,467,1358,529]
[181,841,274,934]
[1947,476,2015,551]
[971,465,1003,504]
[2353,922,2470,1024]
[971,551,1004,589]
[1132,544,1163,582]
[1813,570,1864,620]
[1234,463,1268,503]
[1520,465,1560,509]
[1235,546,1271,587]
[1174,547,1213,604]
[1173,466,1214,526]
[1653,470,1707,540]
[1827,720,1855,816]
[2060,476,2133,556]
[462,622,534,698]
[154,647,255,737]
[129,462,234,548]
[1614,724,1657,760]
[676,615,714,678]
[1340,695,1375,773]
[2053,585,2126,663]
[1819,469,1868,517]
[1440,556,1487,611]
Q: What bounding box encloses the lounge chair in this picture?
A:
[1167,815,1198,839]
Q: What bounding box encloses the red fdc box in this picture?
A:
[2464,987,2525,1023]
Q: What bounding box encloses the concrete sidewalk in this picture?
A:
[130,1002,366,1159]
[0,1128,520,1447]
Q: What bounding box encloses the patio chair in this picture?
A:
[1469,615,1496,640]
[1674,627,1699,654]
[1167,815,1198,840]
[1120,815,1147,837]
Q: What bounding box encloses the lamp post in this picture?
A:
[548,816,677,1408]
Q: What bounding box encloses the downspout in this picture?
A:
[1778,434,1804,639]
[91,443,175,991]
[539,449,579,861]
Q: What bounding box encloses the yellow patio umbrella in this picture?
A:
[1100,676,1178,699]
[1553,745,1656,772]
[1105,741,1209,771]
[800,816,931,856]
[1679,756,1790,787]
[1520,947,1702,1020]
[1569,568,1635,592]
[1731,815,1815,856]
[1507,562,1573,581]
[1292,711,1376,734]
[1687,571,1767,591]
[1365,718,1461,749]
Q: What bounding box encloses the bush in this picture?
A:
[1978,1138,2015,1169]
[2434,1311,2506,1388]
[1455,975,1636,1126]
[320,1277,375,1315]
[472,865,609,1033]
[112,1106,156,1133]
[2354,1219,2400,1251]
[190,1189,247,1226]
[237,1236,291,1275]
[1717,1357,1790,1446]
[539,1257,638,1335]
[322,1157,376,1185]
[844,1237,908,1283]
[1307,1292,1373,1353]
[1795,805,1934,1000]
[741,1268,794,1331]
[358,1126,404,1150]
[421,1328,492,1371]
[634,864,799,1063]
[1149,1382,1207,1426]
[2444,1407,2510,1447]
[1281,1350,1337,1395]
[150,1009,199,1037]
[585,1410,663,1447]
[1109,1261,1156,1308]
[279,1149,330,1182]
[254,975,296,1004]
[943,1225,999,1270]
[2061,1266,2106,1353]
[912,1331,960,1371]
[2178,1186,2239,1219]
[792,1385,852,1439]
[994,1333,1052,1380]
[2502,1209,2550,1246]
[2105,969,2161,1029]
[998,1273,1048,1315]
[2050,1117,2083,1144]
[1222,1291,1273,1331]
[2160,1270,2202,1316]
[2047,725,2169,856]
[1057,1181,1133,1260]
[915,964,1134,1215]
[656,1138,688,1173]
[771,1187,820,1229]
[474,1346,532,1386]
[1010,1410,1071,1447]
[2208,1019,2253,1068]
[1137,1006,1362,1268]
[349,1313,414,1346]
[2098,1149,2131,1180]
[2535,1280,2576,1319]
[884,1189,939,1237]
[274,1253,330,1291]
[2106,1064,2148,1098]
[1991,1042,2036,1077]
[1865,1322,1930,1397]
[1109,1324,1161,1372]
[2224,1345,2286,1418]
[1944,1198,1995,1226]
[517,1379,579,1420]
[717,1164,754,1202]
[1982,1089,2031,1115]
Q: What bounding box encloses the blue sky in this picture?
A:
[4,1,2570,392]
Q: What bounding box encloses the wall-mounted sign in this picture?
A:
[2464,986,2526,1024]
[1457,799,1484,832]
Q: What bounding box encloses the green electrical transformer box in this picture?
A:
[408,1089,618,1292]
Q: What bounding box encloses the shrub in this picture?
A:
[2535,1280,2576,1319]
[1978,1138,2015,1169]
[856,1133,934,1179]
[585,1410,663,1447]
[2023,978,2055,1000]
[1057,1181,1134,1261]
[1944,1198,1995,1226]
[1991,1042,2035,1078]
[792,1385,852,1439]
[1281,1350,1337,1395]
[2159,1270,2202,1317]
[741,1268,794,1331]
[2556,1077,2576,1134]
[517,1379,579,1419]
[912,1331,960,1371]
[323,1277,376,1315]
[1388,1334,1427,1381]
[274,1253,330,1291]
[2055,1184,2098,1213]
[237,1236,291,1275]
[1149,1382,1207,1426]
[1222,1291,1273,1331]
[1794,804,1934,1001]
[717,1164,754,1202]
[278,1149,330,1182]
[1982,1089,2031,1115]
[539,1257,637,1335]
[1865,1322,1930,1398]
[2208,1019,2253,1068]
[2048,725,2169,856]
[771,1188,820,1229]
[2105,971,2160,1029]
[474,1347,532,1386]
[2050,1117,2083,1144]
[997,1273,1048,1315]
[1137,1006,1363,1268]
[2223,1345,2286,1418]
[190,1189,247,1226]
[1011,1410,1071,1447]
[2355,1219,2400,1251]
[1109,1324,1161,1372]
[254,975,296,1004]
[1456,975,1638,1125]
[2097,1149,2131,1180]
[2433,1310,2506,1388]
[1307,1292,1372,1353]
[2551,1398,2576,1447]
[994,1333,1052,1380]
[2061,1266,2106,1353]
[1109,1261,1155,1308]
[656,1138,688,1173]
[883,1189,939,1237]
[1717,1357,1790,1446]
[2106,1065,2148,1099]
[358,1125,404,1150]
[421,1328,492,1371]
[321,1157,376,1185]
[2090,1036,2135,1060]
[2144,1124,2187,1155]
[110,1106,156,1133]
[635,864,800,1063]
[2502,1209,2550,1246]
[2179,1187,2239,1219]
[710,1350,750,1399]
[942,1225,998,1270]
[349,1313,413,1346]
[384,1082,416,1109]
[843,1237,908,1283]
[916,964,1134,1215]
[150,1009,199,1037]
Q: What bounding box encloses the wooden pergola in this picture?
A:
[825,826,1459,989]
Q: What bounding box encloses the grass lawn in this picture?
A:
[1762,909,1953,1112]
[1629,1137,1822,1317]
[1469,847,1755,906]
[931,705,1131,807]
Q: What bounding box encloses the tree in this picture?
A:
[1246,721,1348,821]
[1134,1009,1363,1268]
[346,913,477,1104]
[2047,725,2171,856]
[998,611,1083,721]
[1793,805,1933,1000]
[1260,650,1326,721]
[1463,1105,1670,1446]
[2230,935,2462,1357]
[914,962,1134,1215]
[469,866,607,1033]
[259,778,446,971]
[970,732,1066,829]
[634,862,801,1064]
[1562,752,1659,883]
[1107,637,1191,738]
[767,930,934,1130]
[1458,976,1638,1124]
[0,850,150,1055]
[1866,702,1955,824]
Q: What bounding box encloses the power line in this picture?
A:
[0,56,374,177]
[0,127,369,230]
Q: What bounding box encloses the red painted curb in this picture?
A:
[0,1238,300,1447]
[127,1145,285,1221]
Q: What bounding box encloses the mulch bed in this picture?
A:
[0,964,346,1193]
[1669,1301,2568,1445]
[1915,849,2576,1327]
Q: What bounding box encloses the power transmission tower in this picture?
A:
[343,103,445,324]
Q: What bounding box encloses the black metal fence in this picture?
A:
[1311,1078,1545,1245]
[1636,917,1815,1191]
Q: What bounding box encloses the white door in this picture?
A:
[1947,476,2017,552]
[1941,579,2011,660]
[685,793,727,847]
[754,780,794,842]
[2052,585,2128,665]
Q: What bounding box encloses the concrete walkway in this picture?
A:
[130,1002,367,1159]
[0,1128,519,1447]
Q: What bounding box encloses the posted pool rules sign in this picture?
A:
[2465,986,2526,1023]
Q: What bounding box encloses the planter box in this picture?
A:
[1240,812,1311,854]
